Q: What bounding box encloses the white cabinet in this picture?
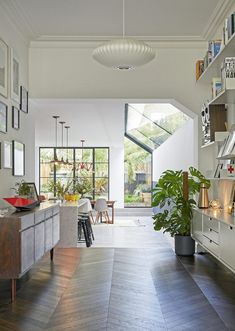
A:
[192,210,235,272]
[220,222,235,270]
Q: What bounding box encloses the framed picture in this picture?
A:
[10,48,20,103]
[12,106,20,129]
[25,182,40,203]
[0,39,8,98]
[214,163,223,178]
[20,86,28,113]
[12,141,25,176]
[0,101,7,133]
[1,141,12,169]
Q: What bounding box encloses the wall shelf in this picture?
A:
[209,88,235,105]
[207,177,235,181]
[197,33,235,85]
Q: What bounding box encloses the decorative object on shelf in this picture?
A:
[20,86,28,113]
[0,39,8,98]
[214,163,223,178]
[1,141,12,169]
[64,125,72,165]
[12,140,25,176]
[198,183,209,209]
[64,193,80,202]
[10,48,20,103]
[201,103,227,146]
[77,139,93,171]
[227,163,235,177]
[152,167,210,256]
[92,0,155,70]
[209,199,221,210]
[12,106,20,129]
[0,101,7,133]
[212,77,222,99]
[217,124,235,159]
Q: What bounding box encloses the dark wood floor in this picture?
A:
[0,245,235,330]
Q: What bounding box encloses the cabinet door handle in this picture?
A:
[210,239,212,243]
[209,217,212,221]
[209,228,212,232]
[229,226,233,230]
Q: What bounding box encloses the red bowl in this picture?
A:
[4,197,35,207]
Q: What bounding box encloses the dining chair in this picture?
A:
[94,198,110,224]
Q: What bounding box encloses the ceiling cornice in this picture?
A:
[35,34,205,42]
[202,0,234,40]
[30,40,207,49]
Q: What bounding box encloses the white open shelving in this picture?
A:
[197,33,235,85]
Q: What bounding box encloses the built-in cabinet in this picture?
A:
[192,209,235,272]
[0,202,60,301]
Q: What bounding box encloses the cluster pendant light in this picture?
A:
[50,116,72,166]
[78,139,93,172]
[92,0,155,70]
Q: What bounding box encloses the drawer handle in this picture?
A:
[229,226,233,230]
[210,239,212,243]
[209,217,212,221]
[209,228,212,232]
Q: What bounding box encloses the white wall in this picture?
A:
[0,6,35,196]
[153,119,195,181]
[33,99,125,207]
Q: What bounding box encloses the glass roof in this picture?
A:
[126,103,189,151]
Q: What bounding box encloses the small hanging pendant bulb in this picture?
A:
[59,121,66,164]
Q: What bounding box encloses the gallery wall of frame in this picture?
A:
[0,36,28,181]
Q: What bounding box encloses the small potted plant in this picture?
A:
[48,180,72,202]
[152,167,210,256]
[74,176,93,198]
[13,180,31,198]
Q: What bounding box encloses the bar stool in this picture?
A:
[77,199,95,246]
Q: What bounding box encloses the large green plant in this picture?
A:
[152,167,210,236]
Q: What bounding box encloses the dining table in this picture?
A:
[90,200,116,224]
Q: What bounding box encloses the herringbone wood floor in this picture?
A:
[0,220,235,330]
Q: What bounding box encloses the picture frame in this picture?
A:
[12,106,20,129]
[0,39,8,98]
[12,140,25,176]
[25,182,40,203]
[0,101,7,133]
[2,141,12,169]
[10,48,20,103]
[214,163,223,178]
[20,86,28,113]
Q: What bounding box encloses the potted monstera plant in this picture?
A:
[152,167,210,256]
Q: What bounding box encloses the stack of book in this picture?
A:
[223,12,235,46]
[211,77,222,99]
[195,40,221,80]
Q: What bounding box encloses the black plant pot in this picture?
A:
[175,235,195,256]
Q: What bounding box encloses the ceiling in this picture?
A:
[1,0,234,42]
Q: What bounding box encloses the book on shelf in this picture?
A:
[196,60,204,80]
[211,77,222,99]
[208,40,221,58]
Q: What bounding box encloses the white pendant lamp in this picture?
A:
[92,0,155,70]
